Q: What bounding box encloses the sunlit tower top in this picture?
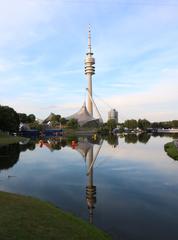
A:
[85,25,95,116]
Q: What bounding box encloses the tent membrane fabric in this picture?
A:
[66,103,99,127]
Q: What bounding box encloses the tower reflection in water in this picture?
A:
[76,138,103,224]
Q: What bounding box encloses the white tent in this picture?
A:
[66,103,99,127]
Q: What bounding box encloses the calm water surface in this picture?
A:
[1,134,178,240]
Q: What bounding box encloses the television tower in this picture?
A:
[85,25,95,117]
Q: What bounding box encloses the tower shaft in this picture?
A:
[85,26,95,117]
[87,74,93,116]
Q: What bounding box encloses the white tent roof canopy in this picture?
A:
[66,102,99,127]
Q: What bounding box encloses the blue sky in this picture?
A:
[0,0,178,122]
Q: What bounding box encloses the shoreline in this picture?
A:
[164,141,178,160]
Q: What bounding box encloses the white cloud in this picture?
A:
[1,69,177,122]
[0,0,64,48]
[100,69,178,121]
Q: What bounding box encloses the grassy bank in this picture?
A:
[164,141,178,160]
[0,191,110,240]
[0,133,28,145]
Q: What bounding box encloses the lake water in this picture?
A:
[1,134,178,240]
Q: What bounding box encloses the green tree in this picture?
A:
[60,117,67,125]
[124,119,137,129]
[29,121,43,131]
[172,120,178,128]
[50,114,61,127]
[138,119,151,130]
[97,123,109,135]
[51,114,61,123]
[18,113,28,123]
[0,105,20,132]
[160,121,171,129]
[56,115,61,122]
[151,122,159,128]
[107,119,117,132]
[27,114,36,123]
[67,118,79,129]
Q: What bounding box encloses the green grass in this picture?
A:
[0,134,28,145]
[164,141,178,160]
[0,191,111,240]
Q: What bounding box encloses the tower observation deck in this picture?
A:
[85,26,95,117]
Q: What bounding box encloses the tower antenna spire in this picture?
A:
[88,24,92,54]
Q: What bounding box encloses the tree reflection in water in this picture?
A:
[0,133,152,172]
[138,133,151,144]
[124,133,151,144]
[38,138,67,151]
[0,144,20,170]
[102,134,119,147]
[0,133,174,172]
[0,141,36,170]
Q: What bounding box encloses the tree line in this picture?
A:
[98,118,178,134]
[0,105,41,133]
[0,105,77,132]
[121,119,178,130]
[1,104,178,133]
